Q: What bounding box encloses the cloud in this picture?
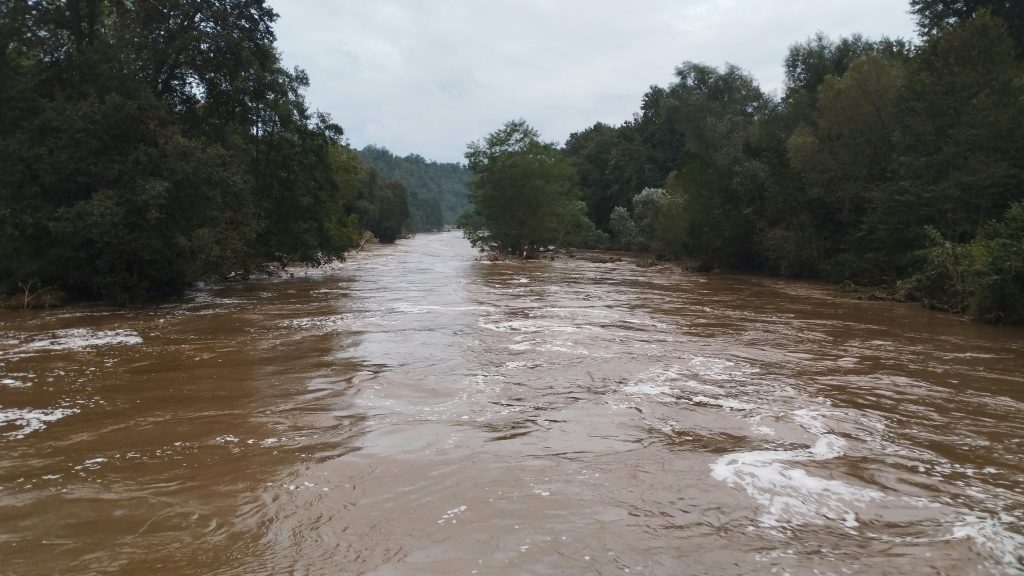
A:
[271,0,916,162]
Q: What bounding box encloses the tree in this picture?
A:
[463,120,586,257]
[0,0,381,302]
[910,1,1024,53]
[889,12,1024,247]
[968,201,1024,323]
[353,166,410,243]
[608,206,641,251]
[631,187,666,250]
[782,53,908,281]
[657,63,770,269]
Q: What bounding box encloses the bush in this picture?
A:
[608,206,640,251]
[914,227,974,313]
[967,202,1024,323]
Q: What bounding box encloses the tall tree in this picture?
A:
[889,12,1024,246]
[463,120,591,256]
[658,62,770,269]
[781,53,908,280]
[910,1,1024,53]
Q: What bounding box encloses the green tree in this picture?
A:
[463,120,586,257]
[353,166,410,244]
[564,121,655,231]
[782,53,907,281]
[0,0,372,301]
[887,12,1024,249]
[631,187,666,250]
[608,206,641,251]
[910,1,1024,52]
[967,201,1024,323]
[657,63,770,269]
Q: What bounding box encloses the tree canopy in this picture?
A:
[0,0,409,302]
[461,120,602,257]
[552,8,1024,322]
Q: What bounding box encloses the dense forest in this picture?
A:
[462,1,1024,323]
[357,146,471,232]
[3,0,1021,324]
[0,0,409,304]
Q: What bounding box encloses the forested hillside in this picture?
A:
[357,146,471,231]
[0,0,409,303]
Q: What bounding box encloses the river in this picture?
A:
[1,231,1022,575]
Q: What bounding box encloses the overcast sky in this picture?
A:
[270,1,918,163]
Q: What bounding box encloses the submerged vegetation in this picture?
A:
[464,2,1024,323]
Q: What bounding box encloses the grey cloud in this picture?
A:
[271,1,916,163]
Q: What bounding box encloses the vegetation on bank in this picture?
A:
[461,1,1024,323]
[459,120,604,257]
[0,0,415,305]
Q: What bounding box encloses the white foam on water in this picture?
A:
[501,361,543,370]
[508,338,596,356]
[622,363,752,403]
[394,303,493,314]
[183,291,244,306]
[691,395,755,411]
[687,355,759,381]
[481,319,583,333]
[950,513,1024,570]
[711,409,884,529]
[18,329,142,352]
[1,378,29,388]
[0,406,79,438]
[279,314,354,333]
[624,359,1020,567]
[437,505,467,525]
[622,382,677,396]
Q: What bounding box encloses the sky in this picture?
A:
[270,1,918,163]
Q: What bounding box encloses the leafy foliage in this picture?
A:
[558,10,1024,322]
[353,165,410,244]
[910,1,1024,53]
[0,0,408,302]
[463,120,592,256]
[608,207,641,251]
[967,202,1024,323]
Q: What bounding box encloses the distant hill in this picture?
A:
[356,146,472,231]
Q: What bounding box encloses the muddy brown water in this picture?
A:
[1,231,1022,575]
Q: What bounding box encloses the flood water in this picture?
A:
[1,231,1022,575]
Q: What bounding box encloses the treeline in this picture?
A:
[357,146,471,232]
[0,0,409,304]
[465,1,1023,323]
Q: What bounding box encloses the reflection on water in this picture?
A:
[1,231,1022,575]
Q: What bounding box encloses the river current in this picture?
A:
[1,231,1022,575]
